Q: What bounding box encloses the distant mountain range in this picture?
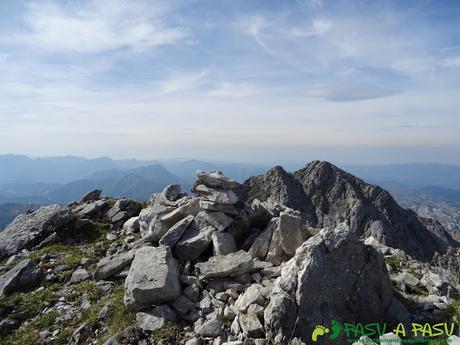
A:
[0,203,41,230]
[0,154,152,184]
[344,163,460,191]
[1,155,460,232]
[0,155,268,208]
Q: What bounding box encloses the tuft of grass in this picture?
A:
[67,281,103,303]
[0,310,59,345]
[384,256,403,272]
[152,322,184,343]
[104,285,136,334]
[0,288,57,321]
[95,284,136,345]
[218,312,232,327]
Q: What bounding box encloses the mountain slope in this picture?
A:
[242,161,458,260]
[0,155,154,184]
[48,164,179,203]
[0,203,41,230]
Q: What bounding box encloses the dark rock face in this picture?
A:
[80,189,102,203]
[295,161,457,260]
[240,166,317,225]
[0,205,73,259]
[242,161,458,260]
[265,225,394,345]
[0,259,42,296]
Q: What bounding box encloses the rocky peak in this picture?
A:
[240,165,317,225]
[241,160,458,261]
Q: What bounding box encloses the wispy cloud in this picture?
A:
[21,0,190,54]
[208,82,259,98]
[443,56,460,68]
[288,19,333,38]
[156,69,209,95]
[305,84,399,102]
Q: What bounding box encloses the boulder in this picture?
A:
[124,246,181,312]
[212,232,237,256]
[175,225,215,262]
[136,305,176,332]
[122,217,139,234]
[74,200,108,219]
[265,224,394,344]
[265,210,306,265]
[81,189,102,203]
[393,272,420,289]
[106,199,142,225]
[162,184,183,202]
[196,171,242,190]
[70,268,91,284]
[68,323,94,345]
[0,259,42,296]
[250,210,307,265]
[195,318,223,337]
[172,295,199,322]
[195,250,254,280]
[195,211,234,232]
[94,251,135,281]
[159,215,194,247]
[238,312,264,338]
[234,284,265,312]
[0,205,73,258]
[138,203,175,236]
[151,199,200,241]
[193,184,239,205]
[249,219,277,260]
[421,271,449,295]
[199,200,240,216]
[264,292,298,345]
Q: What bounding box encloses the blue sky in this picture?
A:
[0,0,459,164]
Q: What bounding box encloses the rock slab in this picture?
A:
[124,246,181,311]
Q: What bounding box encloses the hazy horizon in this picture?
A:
[2,150,460,167]
[1,0,459,163]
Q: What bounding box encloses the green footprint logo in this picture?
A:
[312,325,330,342]
[329,320,342,340]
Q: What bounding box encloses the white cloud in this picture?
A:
[239,15,274,55]
[156,69,209,95]
[22,0,190,54]
[289,19,333,37]
[208,82,259,98]
[392,58,436,75]
[442,56,460,67]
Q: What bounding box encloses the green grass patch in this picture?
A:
[152,322,184,343]
[0,310,59,345]
[67,281,104,303]
[384,256,403,272]
[100,284,136,338]
[0,288,57,322]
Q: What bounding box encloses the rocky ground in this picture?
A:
[0,162,459,345]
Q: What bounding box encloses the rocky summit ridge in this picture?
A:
[0,162,458,345]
